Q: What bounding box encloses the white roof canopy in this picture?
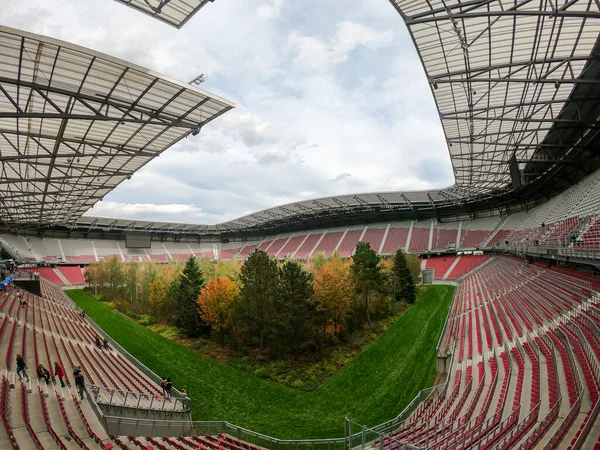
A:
[0,26,234,226]
[391,0,600,196]
[112,0,215,28]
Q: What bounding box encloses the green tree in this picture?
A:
[175,256,207,337]
[312,252,328,272]
[392,249,417,304]
[351,242,382,324]
[406,254,422,285]
[274,260,316,355]
[237,249,280,350]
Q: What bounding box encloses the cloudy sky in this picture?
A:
[1,0,454,224]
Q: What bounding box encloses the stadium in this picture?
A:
[0,0,599,449]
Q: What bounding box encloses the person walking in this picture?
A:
[74,369,85,400]
[54,361,66,387]
[165,378,173,398]
[16,354,30,382]
[37,364,51,384]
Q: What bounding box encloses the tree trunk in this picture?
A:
[365,292,372,325]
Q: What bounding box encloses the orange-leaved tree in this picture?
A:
[312,254,354,338]
[198,276,240,336]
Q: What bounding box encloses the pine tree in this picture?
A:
[392,248,416,304]
[175,256,207,337]
[351,241,382,324]
[274,260,316,355]
[237,249,280,350]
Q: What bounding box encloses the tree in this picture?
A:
[237,249,280,350]
[406,254,422,285]
[174,257,207,337]
[312,254,353,338]
[274,260,316,355]
[392,249,417,303]
[312,252,328,272]
[198,276,239,337]
[351,241,383,324]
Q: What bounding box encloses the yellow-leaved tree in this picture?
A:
[312,254,354,338]
[198,276,240,337]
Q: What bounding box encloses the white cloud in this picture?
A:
[87,202,222,224]
[331,172,352,182]
[1,0,454,225]
[288,21,394,73]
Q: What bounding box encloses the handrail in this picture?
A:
[89,384,191,413]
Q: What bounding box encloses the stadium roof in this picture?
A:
[0,26,234,228]
[391,0,600,196]
[3,2,600,238]
[112,0,215,28]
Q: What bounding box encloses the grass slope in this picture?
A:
[66,285,453,439]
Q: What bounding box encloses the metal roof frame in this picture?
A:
[112,0,215,28]
[0,25,234,228]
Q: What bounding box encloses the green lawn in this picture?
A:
[66,285,453,440]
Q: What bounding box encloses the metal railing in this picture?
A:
[500,241,600,262]
[89,384,191,413]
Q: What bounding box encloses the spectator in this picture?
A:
[103,338,109,351]
[179,389,190,409]
[80,310,86,319]
[95,336,102,349]
[16,354,30,382]
[165,378,173,398]
[54,361,66,388]
[74,369,85,400]
[160,378,167,396]
[37,364,51,384]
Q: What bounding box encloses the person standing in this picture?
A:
[103,338,109,351]
[179,389,190,410]
[16,354,30,382]
[165,378,173,398]
[74,369,85,400]
[54,361,66,388]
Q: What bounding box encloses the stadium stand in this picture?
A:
[4,167,600,268]
[431,223,458,252]
[424,256,456,279]
[276,234,306,258]
[336,228,364,257]
[311,231,344,257]
[57,267,86,285]
[380,224,410,254]
[459,217,501,249]
[294,233,323,259]
[375,256,600,449]
[409,222,430,253]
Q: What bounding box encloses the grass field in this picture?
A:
[66,285,454,439]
